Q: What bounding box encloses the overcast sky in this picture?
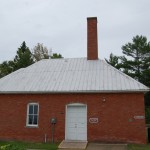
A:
[0,0,150,63]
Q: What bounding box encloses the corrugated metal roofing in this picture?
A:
[0,58,149,93]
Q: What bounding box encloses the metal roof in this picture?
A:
[0,58,149,93]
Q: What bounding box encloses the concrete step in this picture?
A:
[58,140,88,149]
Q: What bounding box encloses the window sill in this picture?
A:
[25,125,39,128]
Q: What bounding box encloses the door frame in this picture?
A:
[65,103,87,141]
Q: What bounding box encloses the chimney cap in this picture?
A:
[87,17,97,20]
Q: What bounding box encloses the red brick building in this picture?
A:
[0,17,149,144]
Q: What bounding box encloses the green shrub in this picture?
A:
[0,144,25,150]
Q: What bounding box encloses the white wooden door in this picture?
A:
[66,104,87,141]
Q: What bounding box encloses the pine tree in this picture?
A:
[106,35,150,123]
[14,41,34,70]
[120,35,150,85]
[105,53,121,69]
[106,35,150,87]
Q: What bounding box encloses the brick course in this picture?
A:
[0,93,146,144]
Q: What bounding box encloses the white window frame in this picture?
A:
[26,103,39,127]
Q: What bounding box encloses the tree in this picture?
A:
[33,43,49,61]
[106,35,150,123]
[0,41,33,78]
[106,35,150,87]
[14,41,34,70]
[105,53,121,69]
[0,41,63,78]
[32,43,63,61]
[120,35,150,86]
[0,61,15,78]
[51,53,63,59]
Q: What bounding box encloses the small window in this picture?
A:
[26,103,39,127]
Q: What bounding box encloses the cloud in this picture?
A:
[0,0,150,62]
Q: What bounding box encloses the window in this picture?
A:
[26,103,39,127]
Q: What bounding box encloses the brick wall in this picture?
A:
[0,93,146,144]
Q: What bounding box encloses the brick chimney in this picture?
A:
[87,17,98,60]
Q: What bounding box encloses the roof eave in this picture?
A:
[0,89,149,94]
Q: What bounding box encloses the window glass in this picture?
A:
[29,115,33,124]
[29,105,33,114]
[34,105,38,114]
[27,103,39,126]
[33,115,38,124]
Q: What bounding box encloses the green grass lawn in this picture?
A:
[1,141,150,150]
[0,141,58,150]
[128,144,150,150]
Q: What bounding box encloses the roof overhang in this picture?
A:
[0,89,149,94]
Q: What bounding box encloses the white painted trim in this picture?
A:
[26,102,39,127]
[65,103,87,141]
[65,105,67,140]
[67,103,86,106]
